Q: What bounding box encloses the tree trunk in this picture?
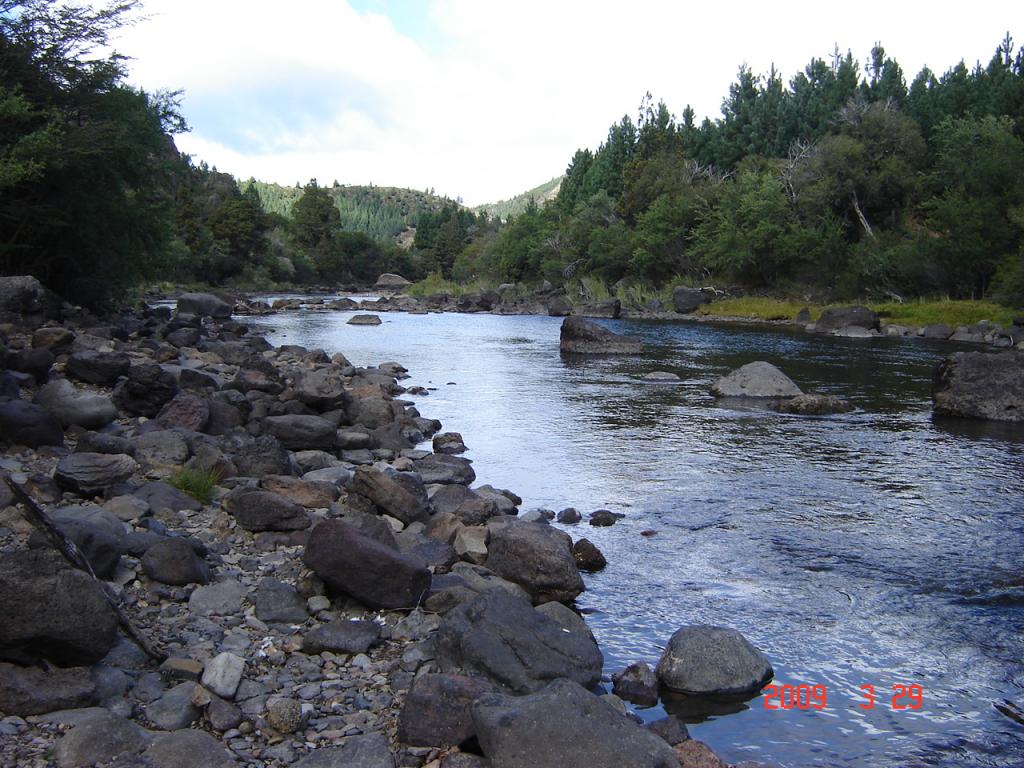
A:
[850,192,876,240]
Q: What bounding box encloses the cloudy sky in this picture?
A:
[109,0,1015,205]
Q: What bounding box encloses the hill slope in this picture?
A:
[475,176,563,220]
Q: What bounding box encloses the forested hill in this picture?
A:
[242,180,451,241]
[475,176,563,221]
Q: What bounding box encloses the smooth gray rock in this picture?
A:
[0,399,64,447]
[413,453,476,485]
[472,678,678,768]
[65,350,130,386]
[656,625,773,695]
[711,361,803,398]
[264,414,338,450]
[34,379,117,429]
[142,537,210,585]
[255,577,309,624]
[933,351,1024,422]
[559,316,642,355]
[202,652,245,699]
[292,732,395,768]
[352,465,428,524]
[302,619,380,655]
[145,681,201,730]
[177,292,233,318]
[54,452,139,495]
[485,521,584,604]
[222,486,311,532]
[53,710,150,768]
[435,589,603,694]
[188,579,249,617]
[348,314,382,326]
[142,729,236,767]
[0,662,97,716]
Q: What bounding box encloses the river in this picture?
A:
[244,304,1024,768]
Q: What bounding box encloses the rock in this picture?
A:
[559,316,642,355]
[472,678,678,768]
[145,681,202,730]
[0,275,61,319]
[454,526,489,564]
[188,579,249,616]
[267,697,304,733]
[54,452,139,495]
[656,625,773,695]
[227,367,283,395]
[349,314,383,325]
[207,694,244,731]
[429,484,475,516]
[113,363,179,417]
[302,619,380,655]
[35,379,117,429]
[932,351,1024,422]
[453,497,502,526]
[435,589,602,693]
[160,657,204,682]
[673,741,729,768]
[177,292,233,318]
[643,371,681,381]
[130,429,190,467]
[222,486,311,532]
[65,350,131,386]
[922,323,953,340]
[486,522,584,604]
[202,652,246,699]
[0,399,64,447]
[5,346,54,383]
[612,662,659,706]
[264,414,338,450]
[583,298,622,319]
[262,474,339,508]
[142,537,210,585]
[588,509,619,526]
[398,673,496,747]
[295,368,349,411]
[256,577,309,624]
[155,391,210,431]
[672,286,709,314]
[53,710,149,768]
[794,307,811,323]
[304,519,431,609]
[0,662,97,715]
[414,453,476,485]
[572,538,607,572]
[832,325,876,338]
[77,431,132,456]
[134,480,203,512]
[647,716,690,746]
[814,305,879,333]
[433,431,468,454]
[141,729,236,768]
[292,732,395,768]
[711,361,803,398]
[0,549,118,666]
[547,296,572,316]
[28,505,124,579]
[375,273,412,290]
[397,528,458,569]
[352,465,429,524]
[449,561,531,601]
[772,393,852,415]
[556,507,581,523]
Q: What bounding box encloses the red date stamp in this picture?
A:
[762,683,924,711]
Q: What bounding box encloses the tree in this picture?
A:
[290,179,340,277]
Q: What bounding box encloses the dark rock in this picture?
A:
[398,673,496,747]
[28,506,124,579]
[35,379,117,429]
[227,367,283,395]
[262,474,340,508]
[414,453,476,485]
[231,433,292,476]
[113,364,179,417]
[429,484,475,516]
[155,391,210,431]
[453,497,501,526]
[486,522,584,604]
[348,314,382,325]
[711,361,803,398]
[0,549,118,666]
[556,507,581,524]
[141,729,236,768]
[772,393,852,415]
[65,350,131,386]
[0,399,64,447]
[613,662,659,706]
[54,452,139,496]
[396,529,458,569]
[292,732,395,768]
[921,323,953,340]
[134,480,203,512]
[352,465,428,524]
[295,368,350,411]
[472,678,678,768]
[673,740,729,768]
[671,286,710,315]
[433,431,467,454]
[547,296,572,317]
[206,694,244,731]
[142,537,210,585]
[5,346,54,383]
[348,396,396,429]
[0,275,62,319]
[583,298,622,319]
[794,307,811,324]
[222,487,311,532]
[933,351,1024,422]
[814,305,879,333]
[572,538,607,572]
[303,519,431,609]
[559,317,642,355]
[145,681,202,730]
[76,431,132,455]
[435,589,602,694]
[647,716,690,746]
[264,414,338,450]
[302,619,380,655]
[656,625,773,695]
[255,577,309,623]
[588,509,618,527]
[0,662,97,716]
[129,429,190,468]
[52,710,149,767]
[177,292,233,318]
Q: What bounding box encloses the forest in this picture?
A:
[1,0,1022,309]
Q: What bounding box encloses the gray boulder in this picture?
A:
[222,487,311,532]
[113,364,179,417]
[348,314,383,325]
[413,453,476,485]
[472,678,678,768]
[255,577,309,623]
[813,305,879,333]
[130,429,190,468]
[264,414,338,450]
[292,732,395,768]
[559,317,642,355]
[35,379,117,429]
[486,521,584,604]
[547,296,572,317]
[145,681,201,730]
[65,350,130,386]
[933,351,1024,422]
[375,273,411,290]
[134,480,203,512]
[672,286,709,314]
[0,275,62,319]
[0,662,97,716]
[53,710,150,768]
[188,579,248,617]
[435,589,602,694]
[302,619,380,655]
[922,323,953,340]
[352,465,428,523]
[54,452,139,495]
[28,505,125,579]
[303,519,431,609]
[398,673,496,747]
[177,292,233,319]
[142,537,210,585]
[612,661,659,707]
[295,368,349,411]
[655,625,773,695]
[711,361,803,398]
[142,729,236,768]
[0,399,64,447]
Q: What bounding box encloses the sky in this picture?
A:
[107,0,1018,206]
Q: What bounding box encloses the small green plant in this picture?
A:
[169,465,222,505]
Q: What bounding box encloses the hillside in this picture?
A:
[241,180,453,241]
[475,175,563,220]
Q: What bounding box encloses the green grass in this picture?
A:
[404,272,500,298]
[169,465,222,505]
[696,297,818,322]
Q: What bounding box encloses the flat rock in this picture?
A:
[348,314,383,325]
[65,350,130,386]
[413,453,476,485]
[255,577,309,624]
[142,729,236,768]
[772,393,852,415]
[202,652,245,699]
[188,579,249,616]
[54,452,139,495]
[263,414,338,450]
[711,361,803,398]
[35,379,117,429]
[559,316,642,355]
[656,625,773,695]
[53,710,150,768]
[145,681,201,730]
[134,480,203,512]
[222,486,311,532]
[302,619,380,655]
[0,662,97,716]
[292,732,395,768]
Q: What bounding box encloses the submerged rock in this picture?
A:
[772,393,852,415]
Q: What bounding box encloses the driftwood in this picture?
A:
[3,474,167,663]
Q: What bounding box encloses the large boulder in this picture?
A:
[28,505,126,579]
[263,414,338,451]
[155,391,210,432]
[352,465,429,524]
[472,678,679,768]
[0,549,119,666]
[0,662,97,716]
[177,292,233,319]
[294,368,349,411]
[0,275,62,319]
[65,350,130,386]
[656,625,773,695]
[292,733,395,768]
[932,351,1024,422]
[0,399,64,447]
[434,589,602,694]
[222,487,310,532]
[35,379,118,429]
[486,521,584,604]
[413,453,476,485]
[559,317,642,355]
[113,364,179,417]
[672,286,709,314]
[52,710,150,768]
[397,673,496,748]
[813,305,879,333]
[303,519,431,609]
[54,452,139,496]
[711,361,803,398]
[375,273,412,291]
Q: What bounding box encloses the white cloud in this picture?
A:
[112,0,1014,205]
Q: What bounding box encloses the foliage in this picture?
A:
[475,176,563,221]
[169,465,222,505]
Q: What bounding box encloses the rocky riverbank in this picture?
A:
[0,278,772,768]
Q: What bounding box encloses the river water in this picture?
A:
[245,305,1024,768]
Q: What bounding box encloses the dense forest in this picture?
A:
[474,176,563,221]
[1,0,1022,309]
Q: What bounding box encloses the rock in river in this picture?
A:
[559,317,642,355]
[711,361,803,398]
[656,625,773,695]
[932,351,1024,422]
[485,521,584,604]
